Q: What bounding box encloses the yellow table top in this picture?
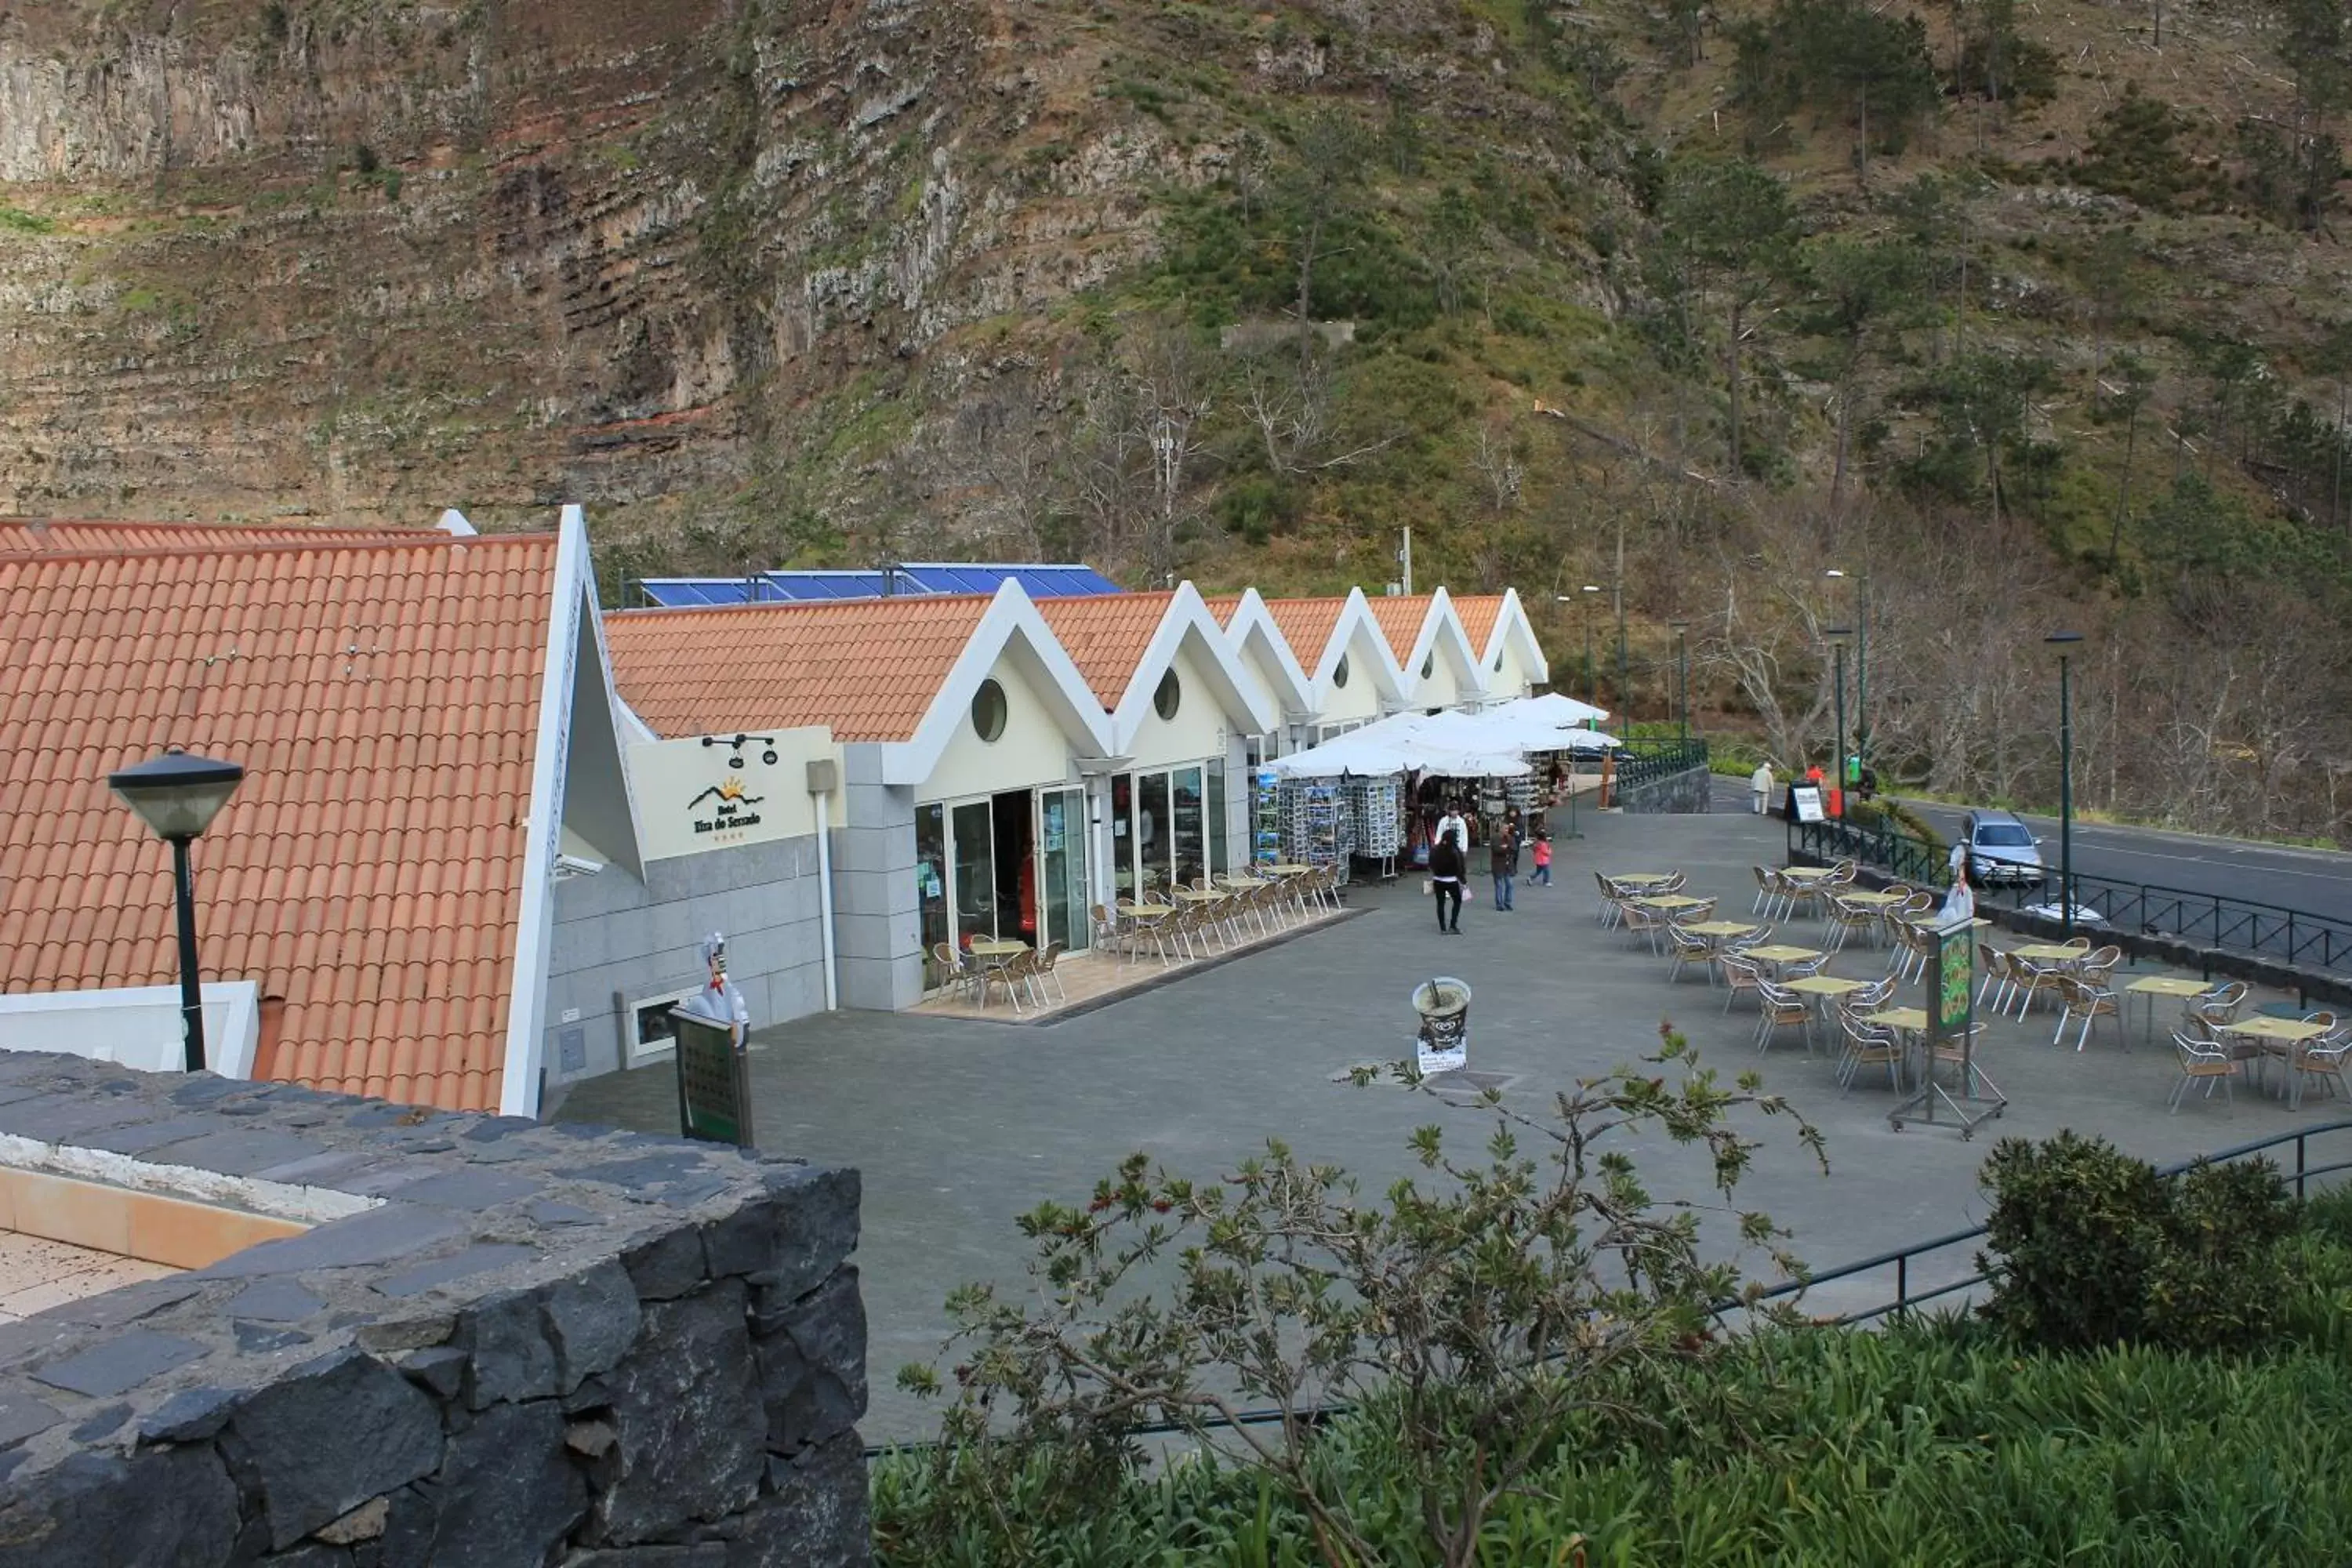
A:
[1124,903,1175,918]
[1864,1007,1932,1030]
[1787,975,1869,995]
[1222,876,1270,889]
[1263,863,1312,875]
[1176,889,1228,902]
[1779,866,1837,880]
[1904,915,1991,930]
[1612,872,1674,884]
[1745,944,1824,963]
[1684,920,1760,938]
[1837,891,1904,907]
[2013,944,2088,962]
[1634,894,1709,909]
[967,938,1027,958]
[2126,976,2213,998]
[2220,1016,2332,1041]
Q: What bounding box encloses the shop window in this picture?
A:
[1154,670,1181,720]
[971,677,1007,742]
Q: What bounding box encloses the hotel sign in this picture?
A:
[688,776,765,840]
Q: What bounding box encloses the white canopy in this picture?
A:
[1497,691,1611,727]
[1265,701,1618,780]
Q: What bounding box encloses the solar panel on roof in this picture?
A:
[642,564,1121,607]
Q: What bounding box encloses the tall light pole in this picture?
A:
[1824,627,1852,818]
[1613,578,1628,721]
[2046,630,2084,937]
[1827,567,1866,782]
[107,748,245,1073]
[1576,585,1602,708]
[1670,620,1690,742]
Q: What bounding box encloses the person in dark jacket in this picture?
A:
[1490,814,1519,911]
[1428,835,1465,934]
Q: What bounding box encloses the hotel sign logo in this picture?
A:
[687,775,765,837]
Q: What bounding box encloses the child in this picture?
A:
[1530,830,1553,886]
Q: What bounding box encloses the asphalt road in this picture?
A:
[1703,774,2352,930]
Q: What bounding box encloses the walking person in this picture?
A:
[1429,831,1465,935]
[1750,759,1774,815]
[1530,829,1553,887]
[1490,813,1519,911]
[1435,797,1469,855]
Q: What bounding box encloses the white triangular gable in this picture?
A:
[1221,589,1316,723]
[1397,588,1489,711]
[1483,589,1550,697]
[1312,590,1410,724]
[887,583,1116,785]
[1109,583,1278,753]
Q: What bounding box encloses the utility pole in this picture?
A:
[1398,528,1413,596]
[1613,515,1627,714]
[2047,631,2085,937]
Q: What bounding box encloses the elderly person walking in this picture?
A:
[1750,759,1774,815]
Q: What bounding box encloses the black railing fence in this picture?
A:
[1788,816,2352,975]
[1613,736,1709,795]
[1732,1120,2352,1327]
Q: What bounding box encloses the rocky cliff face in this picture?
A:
[0,0,1175,532]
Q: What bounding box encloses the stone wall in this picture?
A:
[546,835,829,1094]
[1616,764,1713,815]
[0,1051,868,1566]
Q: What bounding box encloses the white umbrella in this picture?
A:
[1498,691,1611,726]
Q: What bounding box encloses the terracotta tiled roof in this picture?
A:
[1033,592,1177,707]
[0,535,559,1113]
[1367,594,1434,662]
[0,520,445,556]
[1452,595,1504,659]
[1262,597,1349,674]
[604,595,996,741]
[1200,593,1243,628]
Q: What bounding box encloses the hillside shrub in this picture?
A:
[1977,1131,2294,1353]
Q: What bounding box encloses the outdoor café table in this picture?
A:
[1684,920,1760,938]
[1778,866,1836,881]
[1837,890,1904,908]
[1263,863,1312,877]
[966,938,1027,1007]
[1221,874,1270,890]
[2218,1016,2334,1105]
[1611,873,1675,891]
[1787,974,1869,1032]
[1865,1007,1934,1087]
[1744,943,1824,972]
[2012,943,2086,964]
[2125,975,2212,1044]
[1633,894,1710,912]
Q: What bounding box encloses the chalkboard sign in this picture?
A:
[670,1008,756,1148]
[1790,785,1825,824]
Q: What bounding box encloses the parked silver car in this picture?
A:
[1962,809,2045,886]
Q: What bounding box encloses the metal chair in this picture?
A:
[2052,971,2122,1051]
[1719,953,1766,1013]
[2288,1020,2351,1110]
[1666,925,1714,985]
[931,942,978,1003]
[1755,979,1813,1055]
[1837,1016,1903,1093]
[2168,1029,2240,1114]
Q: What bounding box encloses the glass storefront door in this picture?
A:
[1038,788,1090,952]
[950,799,995,948]
[1138,771,1171,898]
[1172,767,1204,888]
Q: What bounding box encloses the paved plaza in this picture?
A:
[557,803,2350,1441]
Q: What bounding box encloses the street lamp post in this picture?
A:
[1578,585,1602,708]
[1670,620,1690,742]
[1824,627,1852,818]
[1613,579,1628,722]
[2046,631,2085,938]
[107,748,245,1073]
[1828,567,1866,781]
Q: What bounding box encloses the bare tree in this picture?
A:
[1241,347,1401,477]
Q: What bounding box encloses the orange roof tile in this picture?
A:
[1032,593,1176,707]
[1367,594,1435,662]
[1200,593,1243,628]
[1262,597,1349,673]
[604,595,996,741]
[0,535,558,1113]
[1452,595,1504,659]
[0,519,445,555]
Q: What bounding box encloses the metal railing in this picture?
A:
[867,1121,2352,1461]
[1737,1120,2352,1327]
[1613,736,1709,796]
[1788,817,2352,975]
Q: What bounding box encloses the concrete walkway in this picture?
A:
[557,803,2352,1441]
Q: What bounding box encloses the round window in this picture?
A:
[1421,654,1435,680]
[971,677,1008,742]
[1154,670,1181,720]
[1333,653,1350,688]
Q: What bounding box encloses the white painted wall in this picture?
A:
[1127,641,1242,771]
[1416,648,1464,710]
[1490,641,1534,701]
[918,649,1080,804]
[1316,623,1388,724]
[628,727,840,861]
[0,982,263,1079]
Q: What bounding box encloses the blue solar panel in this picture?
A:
[642,564,1122,607]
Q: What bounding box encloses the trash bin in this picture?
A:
[1411,976,1472,1060]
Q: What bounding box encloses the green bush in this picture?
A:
[1978,1131,2295,1354]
